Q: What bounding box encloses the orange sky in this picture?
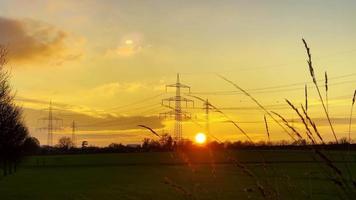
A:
[0,0,356,146]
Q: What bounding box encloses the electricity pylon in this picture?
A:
[72,120,76,147]
[38,101,63,146]
[203,99,214,137]
[160,74,194,142]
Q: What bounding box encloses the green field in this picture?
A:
[0,150,356,200]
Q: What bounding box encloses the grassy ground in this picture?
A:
[0,150,356,200]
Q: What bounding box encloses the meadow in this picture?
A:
[0,150,355,200]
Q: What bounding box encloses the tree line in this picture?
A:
[32,135,356,155]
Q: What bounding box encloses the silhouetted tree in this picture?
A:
[0,45,29,176]
[148,139,160,150]
[22,137,41,155]
[82,141,88,148]
[142,138,150,150]
[292,139,307,146]
[339,137,349,145]
[207,141,223,150]
[108,143,126,152]
[108,143,124,149]
[159,134,173,150]
[57,137,74,150]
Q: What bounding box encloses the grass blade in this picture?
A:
[302,39,338,143]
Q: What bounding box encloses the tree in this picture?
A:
[82,141,88,148]
[22,137,40,155]
[108,143,124,149]
[57,137,74,150]
[141,138,160,151]
[108,143,125,151]
[0,45,29,176]
[159,134,173,150]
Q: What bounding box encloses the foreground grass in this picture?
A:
[0,150,356,200]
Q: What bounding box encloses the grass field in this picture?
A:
[0,150,356,200]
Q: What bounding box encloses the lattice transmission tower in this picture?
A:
[38,101,63,146]
[203,99,215,137]
[160,74,194,141]
[71,120,77,147]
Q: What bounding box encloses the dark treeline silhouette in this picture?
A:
[0,46,34,176]
[32,136,356,155]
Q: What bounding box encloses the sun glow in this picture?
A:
[125,39,133,45]
[195,133,207,144]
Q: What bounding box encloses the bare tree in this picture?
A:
[0,45,29,176]
[57,136,74,150]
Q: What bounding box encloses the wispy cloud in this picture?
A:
[24,106,163,132]
[91,82,145,95]
[87,81,165,97]
[15,96,110,118]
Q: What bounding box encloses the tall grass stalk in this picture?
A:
[325,71,329,113]
[163,176,193,199]
[305,84,308,112]
[302,39,338,143]
[217,75,297,142]
[264,115,270,143]
[271,111,302,140]
[188,94,253,142]
[301,105,324,144]
[138,124,161,137]
[189,94,278,199]
[285,99,316,144]
[348,90,356,143]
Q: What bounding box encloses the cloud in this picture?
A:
[22,106,164,146]
[308,117,355,126]
[97,82,146,93]
[107,44,143,57]
[105,33,148,57]
[15,96,113,118]
[89,81,164,97]
[0,16,84,65]
[23,107,164,132]
[15,96,164,132]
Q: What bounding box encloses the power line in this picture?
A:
[78,107,164,128]
[109,93,165,111]
[191,78,356,96]
[180,48,356,74]
[245,73,356,92]
[104,102,160,114]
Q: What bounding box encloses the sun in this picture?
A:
[125,39,133,45]
[195,133,207,144]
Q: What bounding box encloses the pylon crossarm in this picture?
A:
[177,83,190,90]
[166,83,190,89]
[161,104,174,110]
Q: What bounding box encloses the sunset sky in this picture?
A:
[1,0,356,146]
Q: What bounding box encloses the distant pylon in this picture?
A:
[72,120,76,147]
[38,101,63,146]
[160,74,194,142]
[203,99,214,137]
